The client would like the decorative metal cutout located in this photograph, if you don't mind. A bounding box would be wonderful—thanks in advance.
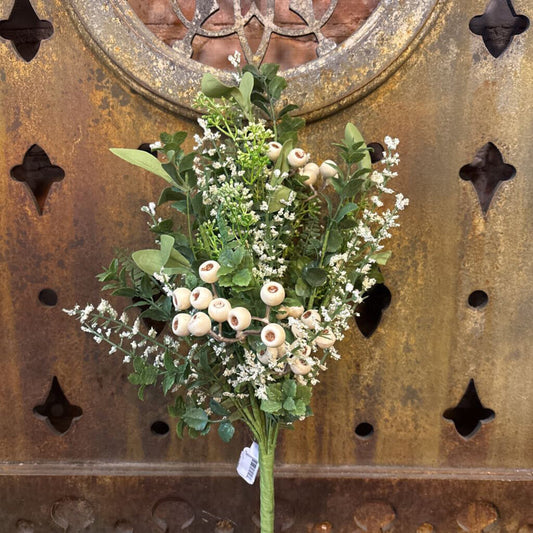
[38,288,58,307]
[33,377,83,434]
[152,497,195,532]
[170,0,338,65]
[443,380,495,439]
[353,501,396,533]
[355,422,374,440]
[459,142,515,214]
[355,283,392,338]
[368,142,385,164]
[11,144,65,215]
[0,0,53,62]
[456,501,499,533]
[150,420,170,436]
[51,497,95,533]
[469,0,529,58]
[468,290,488,309]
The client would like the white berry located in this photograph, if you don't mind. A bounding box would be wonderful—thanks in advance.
[208,298,232,322]
[300,162,320,186]
[227,307,252,331]
[287,148,309,168]
[260,282,285,307]
[320,159,338,179]
[301,309,321,329]
[261,323,286,348]
[289,358,312,375]
[315,329,336,349]
[172,287,191,311]
[198,260,220,283]
[267,141,282,161]
[187,312,212,336]
[172,313,192,336]
[190,287,213,310]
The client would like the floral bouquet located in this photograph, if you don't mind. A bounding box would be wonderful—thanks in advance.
[66,54,406,532]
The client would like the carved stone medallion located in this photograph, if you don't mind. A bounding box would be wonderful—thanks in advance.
[67,0,444,119]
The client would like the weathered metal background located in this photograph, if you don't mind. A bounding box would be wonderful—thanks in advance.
[0,0,531,530]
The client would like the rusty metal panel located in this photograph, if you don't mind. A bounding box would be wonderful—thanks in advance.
[0,0,531,529]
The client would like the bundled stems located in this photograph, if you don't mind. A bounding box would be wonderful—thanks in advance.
[257,423,279,533]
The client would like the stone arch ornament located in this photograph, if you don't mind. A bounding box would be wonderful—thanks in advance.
[66,0,445,120]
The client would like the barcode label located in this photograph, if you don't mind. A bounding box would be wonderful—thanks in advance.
[237,442,259,485]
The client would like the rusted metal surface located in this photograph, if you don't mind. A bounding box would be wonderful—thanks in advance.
[0,476,532,531]
[0,0,532,526]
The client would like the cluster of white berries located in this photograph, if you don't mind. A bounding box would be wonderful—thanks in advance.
[266,142,338,188]
[171,259,337,378]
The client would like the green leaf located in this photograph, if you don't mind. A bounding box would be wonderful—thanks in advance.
[268,185,292,212]
[261,400,282,414]
[182,407,209,431]
[344,123,371,171]
[218,421,235,442]
[128,373,142,385]
[295,277,311,297]
[326,229,343,252]
[236,71,254,112]
[266,383,283,402]
[158,187,185,205]
[335,202,359,222]
[341,179,363,199]
[293,399,306,417]
[282,379,297,398]
[372,250,392,266]
[296,385,312,404]
[232,268,252,287]
[131,249,164,275]
[283,397,296,411]
[304,267,328,287]
[201,73,234,98]
[160,234,175,264]
[110,148,174,184]
[175,419,185,439]
[162,374,175,395]
[210,399,230,417]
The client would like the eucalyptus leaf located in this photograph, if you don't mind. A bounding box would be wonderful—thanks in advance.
[304,267,328,287]
[132,249,165,275]
[218,421,235,442]
[159,234,175,264]
[182,407,209,431]
[109,148,174,183]
[335,202,359,222]
[201,73,234,98]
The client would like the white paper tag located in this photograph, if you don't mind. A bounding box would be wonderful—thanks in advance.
[236,441,259,485]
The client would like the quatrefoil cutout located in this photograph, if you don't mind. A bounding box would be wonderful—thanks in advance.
[443,379,495,439]
[33,376,83,435]
[470,0,529,58]
[0,0,53,62]
[11,144,65,215]
[459,142,515,214]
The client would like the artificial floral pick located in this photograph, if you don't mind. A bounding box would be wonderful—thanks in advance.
[66,54,407,533]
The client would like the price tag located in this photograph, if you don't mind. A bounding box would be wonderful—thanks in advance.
[236,441,259,485]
